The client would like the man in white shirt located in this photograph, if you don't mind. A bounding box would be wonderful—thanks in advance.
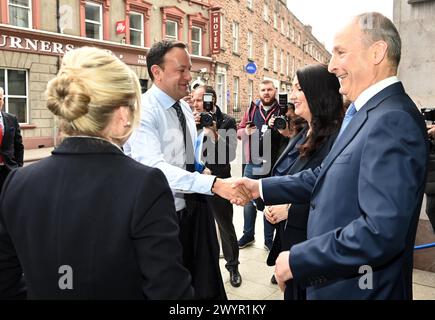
[124,40,248,299]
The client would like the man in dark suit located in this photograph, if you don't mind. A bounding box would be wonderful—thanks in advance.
[192,85,241,287]
[0,87,24,193]
[234,12,428,299]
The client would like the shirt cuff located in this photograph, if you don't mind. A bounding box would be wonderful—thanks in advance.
[259,178,264,200]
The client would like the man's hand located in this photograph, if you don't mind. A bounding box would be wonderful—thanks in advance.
[264,204,290,224]
[193,111,201,125]
[275,251,293,292]
[245,123,256,136]
[428,124,435,139]
[232,177,261,201]
[212,178,252,205]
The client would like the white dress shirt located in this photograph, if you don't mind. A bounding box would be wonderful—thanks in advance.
[124,84,215,211]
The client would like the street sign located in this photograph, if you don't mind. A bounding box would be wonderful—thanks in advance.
[245,62,257,74]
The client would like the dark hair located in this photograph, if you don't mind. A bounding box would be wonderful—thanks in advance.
[196,85,217,104]
[296,64,344,158]
[147,40,187,81]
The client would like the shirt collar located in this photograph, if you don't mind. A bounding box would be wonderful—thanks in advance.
[149,84,178,110]
[353,76,399,111]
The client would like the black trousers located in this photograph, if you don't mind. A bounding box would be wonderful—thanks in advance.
[0,166,10,194]
[426,194,435,231]
[207,194,240,272]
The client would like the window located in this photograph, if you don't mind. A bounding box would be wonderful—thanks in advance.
[280,49,284,75]
[0,69,28,123]
[286,53,290,76]
[281,18,285,34]
[248,79,254,104]
[191,26,201,55]
[263,41,268,69]
[233,76,239,111]
[165,20,177,40]
[216,73,226,112]
[273,12,277,29]
[291,56,295,76]
[263,3,268,22]
[232,22,239,54]
[8,0,32,28]
[247,31,253,59]
[273,46,277,72]
[85,2,102,40]
[247,0,253,10]
[129,12,144,46]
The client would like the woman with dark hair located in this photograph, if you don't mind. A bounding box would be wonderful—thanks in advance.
[265,63,344,300]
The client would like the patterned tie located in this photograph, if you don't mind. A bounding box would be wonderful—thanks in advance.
[172,102,195,171]
[337,102,357,139]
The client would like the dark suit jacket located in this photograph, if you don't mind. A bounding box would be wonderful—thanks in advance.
[204,106,237,178]
[267,126,338,266]
[262,82,428,299]
[1,111,24,169]
[0,137,193,299]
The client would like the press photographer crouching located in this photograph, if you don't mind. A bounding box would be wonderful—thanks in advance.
[422,107,435,232]
[192,85,242,287]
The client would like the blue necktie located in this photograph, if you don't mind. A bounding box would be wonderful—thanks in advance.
[337,102,357,139]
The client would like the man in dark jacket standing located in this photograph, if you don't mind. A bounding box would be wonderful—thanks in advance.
[0,87,24,193]
[192,85,242,287]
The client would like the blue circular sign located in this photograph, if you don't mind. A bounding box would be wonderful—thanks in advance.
[245,62,257,74]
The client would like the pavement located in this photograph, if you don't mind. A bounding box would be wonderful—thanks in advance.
[23,145,435,300]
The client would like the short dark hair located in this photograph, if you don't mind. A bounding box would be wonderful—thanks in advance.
[146,40,187,81]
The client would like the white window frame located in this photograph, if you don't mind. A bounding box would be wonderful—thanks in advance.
[216,72,227,113]
[263,40,268,69]
[191,26,202,56]
[280,49,284,75]
[0,68,29,124]
[286,53,290,77]
[165,20,178,41]
[263,3,268,22]
[247,0,253,10]
[247,31,253,59]
[273,12,278,29]
[233,76,239,111]
[8,0,32,28]
[85,1,102,40]
[273,46,277,72]
[129,11,144,46]
[232,21,239,54]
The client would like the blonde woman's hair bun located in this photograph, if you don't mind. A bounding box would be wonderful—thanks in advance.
[46,74,90,122]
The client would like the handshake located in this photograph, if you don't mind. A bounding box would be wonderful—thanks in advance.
[211,177,261,205]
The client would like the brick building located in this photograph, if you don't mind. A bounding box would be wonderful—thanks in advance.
[0,0,328,149]
[210,0,330,120]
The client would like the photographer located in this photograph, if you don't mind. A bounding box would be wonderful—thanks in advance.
[192,85,242,287]
[424,118,435,232]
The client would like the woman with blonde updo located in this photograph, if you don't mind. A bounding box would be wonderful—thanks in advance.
[0,47,193,299]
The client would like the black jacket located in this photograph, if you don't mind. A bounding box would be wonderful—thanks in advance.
[0,111,24,169]
[0,137,193,299]
[203,106,237,179]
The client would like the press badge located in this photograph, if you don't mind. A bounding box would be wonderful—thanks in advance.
[261,124,268,133]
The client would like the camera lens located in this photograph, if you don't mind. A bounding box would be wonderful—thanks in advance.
[274,116,287,130]
[200,112,214,127]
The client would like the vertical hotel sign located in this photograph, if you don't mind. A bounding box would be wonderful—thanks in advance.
[210,10,220,54]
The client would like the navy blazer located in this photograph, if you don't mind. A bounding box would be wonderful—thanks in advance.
[262,82,428,299]
[0,112,23,169]
[0,137,193,299]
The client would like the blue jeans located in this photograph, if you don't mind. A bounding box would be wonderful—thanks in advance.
[242,163,274,244]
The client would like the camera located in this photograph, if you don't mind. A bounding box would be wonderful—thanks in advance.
[199,93,215,128]
[422,107,435,123]
[274,93,289,130]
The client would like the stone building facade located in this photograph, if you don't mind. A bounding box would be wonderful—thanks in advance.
[0,0,328,149]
